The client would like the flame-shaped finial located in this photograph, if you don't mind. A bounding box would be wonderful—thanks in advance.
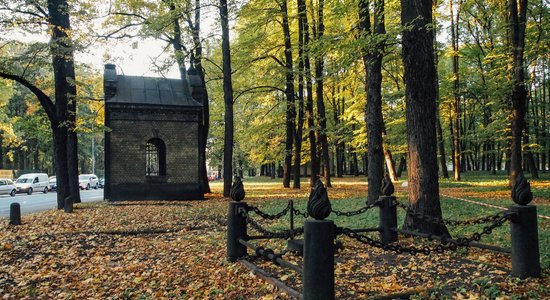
[230,176,245,202]
[512,172,533,205]
[380,174,395,196]
[307,178,331,220]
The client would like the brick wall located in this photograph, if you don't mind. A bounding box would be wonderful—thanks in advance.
[106,105,203,200]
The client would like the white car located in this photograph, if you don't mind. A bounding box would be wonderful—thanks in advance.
[79,174,99,190]
[15,173,49,195]
[0,178,17,197]
[49,176,57,191]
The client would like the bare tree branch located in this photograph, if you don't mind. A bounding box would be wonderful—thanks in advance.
[96,22,145,39]
[0,71,56,125]
[110,12,148,21]
[202,57,223,73]
[234,85,285,102]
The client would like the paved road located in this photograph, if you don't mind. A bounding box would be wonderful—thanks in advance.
[0,189,104,217]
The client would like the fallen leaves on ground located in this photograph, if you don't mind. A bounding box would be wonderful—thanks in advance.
[0,177,548,299]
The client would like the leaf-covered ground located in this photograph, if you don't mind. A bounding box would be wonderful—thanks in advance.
[0,175,549,299]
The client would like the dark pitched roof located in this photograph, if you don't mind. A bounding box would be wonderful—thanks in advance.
[107,75,202,107]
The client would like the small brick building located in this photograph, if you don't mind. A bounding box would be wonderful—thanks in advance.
[103,64,204,201]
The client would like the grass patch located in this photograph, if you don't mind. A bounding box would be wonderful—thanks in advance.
[231,172,550,270]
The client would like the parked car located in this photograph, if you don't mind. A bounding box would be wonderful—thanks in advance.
[15,173,49,195]
[98,177,105,189]
[0,178,17,197]
[79,174,99,190]
[49,176,57,191]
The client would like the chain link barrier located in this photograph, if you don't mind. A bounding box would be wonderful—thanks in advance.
[244,211,304,239]
[396,201,509,227]
[337,211,512,255]
[242,197,512,252]
[248,202,292,220]
[292,207,309,218]
[338,227,440,255]
[331,201,379,217]
[446,212,512,246]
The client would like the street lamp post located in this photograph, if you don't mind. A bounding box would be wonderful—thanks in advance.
[91,121,95,174]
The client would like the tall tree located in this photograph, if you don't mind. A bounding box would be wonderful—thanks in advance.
[189,0,211,193]
[219,0,235,196]
[509,0,529,184]
[0,0,80,211]
[165,0,212,193]
[280,0,296,189]
[434,0,448,179]
[401,0,449,236]
[294,0,307,189]
[50,0,80,209]
[313,0,331,187]
[450,0,462,181]
[303,0,317,186]
[359,0,386,204]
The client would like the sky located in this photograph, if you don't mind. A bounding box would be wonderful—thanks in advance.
[76,3,221,79]
[79,38,182,78]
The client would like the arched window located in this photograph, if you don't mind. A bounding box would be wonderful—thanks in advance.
[146,138,166,177]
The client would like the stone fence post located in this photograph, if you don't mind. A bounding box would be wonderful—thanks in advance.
[227,177,247,262]
[510,172,541,279]
[378,175,398,244]
[303,179,334,300]
[9,202,21,225]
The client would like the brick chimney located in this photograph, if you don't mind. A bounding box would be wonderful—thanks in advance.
[187,66,203,104]
[103,64,117,100]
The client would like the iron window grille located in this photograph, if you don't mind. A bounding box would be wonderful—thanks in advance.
[146,138,166,177]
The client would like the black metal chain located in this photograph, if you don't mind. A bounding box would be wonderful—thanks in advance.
[338,227,441,255]
[338,212,511,255]
[331,202,378,217]
[450,212,512,246]
[443,211,507,226]
[245,213,304,239]
[396,201,509,227]
[248,202,292,220]
[292,207,309,218]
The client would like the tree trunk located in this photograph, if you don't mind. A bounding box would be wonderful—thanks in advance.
[67,79,80,204]
[450,0,461,181]
[333,91,344,178]
[219,0,234,197]
[401,0,449,236]
[396,155,406,178]
[524,127,539,179]
[48,0,79,211]
[0,135,3,169]
[351,126,359,176]
[314,0,330,187]
[363,153,368,176]
[281,0,296,189]
[509,0,529,185]
[433,7,449,179]
[542,63,548,172]
[294,0,307,189]
[359,0,385,203]
[336,142,344,177]
[168,1,210,195]
[384,148,398,182]
[191,0,211,194]
[302,0,317,186]
[53,126,69,209]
